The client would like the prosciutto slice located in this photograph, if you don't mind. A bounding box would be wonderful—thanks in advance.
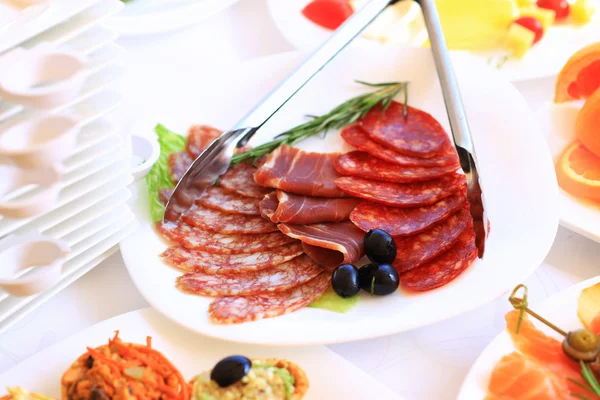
[254,146,347,197]
[264,191,360,224]
[278,221,365,266]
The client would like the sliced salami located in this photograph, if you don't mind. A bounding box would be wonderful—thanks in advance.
[393,205,471,273]
[399,224,477,291]
[176,255,323,296]
[186,125,222,158]
[335,151,459,183]
[156,222,296,253]
[208,272,331,324]
[335,174,466,208]
[219,162,272,199]
[168,151,193,184]
[259,192,278,221]
[161,242,304,274]
[158,188,174,205]
[349,194,465,235]
[341,125,458,167]
[359,102,451,158]
[182,205,278,234]
[197,186,260,216]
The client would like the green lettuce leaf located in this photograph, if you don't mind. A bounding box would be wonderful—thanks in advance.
[308,287,359,313]
[145,124,186,223]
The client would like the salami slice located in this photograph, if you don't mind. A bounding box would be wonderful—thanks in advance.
[399,224,477,291]
[349,194,465,235]
[176,255,323,296]
[208,272,331,324]
[335,151,459,183]
[393,205,471,273]
[197,186,260,216]
[161,242,304,274]
[335,174,466,208]
[341,125,458,167]
[220,162,272,199]
[182,205,278,234]
[259,192,278,221]
[156,222,296,253]
[359,102,451,158]
[168,151,193,184]
[158,188,174,205]
[186,125,222,158]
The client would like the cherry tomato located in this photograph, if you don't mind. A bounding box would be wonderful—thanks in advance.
[513,17,545,44]
[302,0,353,30]
[537,0,570,20]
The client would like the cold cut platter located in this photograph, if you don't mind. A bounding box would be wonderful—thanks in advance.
[120,46,559,345]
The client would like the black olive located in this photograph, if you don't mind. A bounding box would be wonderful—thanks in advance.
[90,385,109,400]
[332,264,360,298]
[211,355,252,387]
[358,263,400,296]
[86,355,94,369]
[364,229,396,264]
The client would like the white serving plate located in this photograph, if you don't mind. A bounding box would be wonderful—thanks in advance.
[267,0,600,82]
[459,276,600,399]
[120,46,559,345]
[0,307,403,399]
[0,0,121,54]
[19,0,122,52]
[105,0,240,36]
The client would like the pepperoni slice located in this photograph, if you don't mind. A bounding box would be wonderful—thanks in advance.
[197,186,260,216]
[208,272,331,324]
[393,205,471,273]
[156,222,296,253]
[176,255,323,296]
[399,224,477,291]
[186,125,222,158]
[341,125,459,167]
[182,205,277,234]
[349,194,465,235]
[168,152,192,184]
[220,162,272,199]
[161,242,304,274]
[335,174,466,208]
[359,102,451,158]
[335,151,458,183]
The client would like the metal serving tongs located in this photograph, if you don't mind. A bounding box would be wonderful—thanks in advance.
[164,0,487,258]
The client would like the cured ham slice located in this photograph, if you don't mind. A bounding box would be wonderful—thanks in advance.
[259,192,278,220]
[341,125,458,167]
[182,205,278,234]
[302,243,343,269]
[197,186,260,216]
[220,162,272,199]
[349,194,465,235]
[168,152,192,184]
[185,125,222,158]
[262,191,360,224]
[254,146,347,197]
[335,151,458,183]
[176,255,323,296]
[335,174,466,207]
[156,222,296,254]
[278,221,365,265]
[208,272,331,324]
[161,242,303,274]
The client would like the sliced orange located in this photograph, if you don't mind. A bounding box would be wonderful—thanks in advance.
[556,140,600,200]
[554,42,600,103]
[576,87,600,157]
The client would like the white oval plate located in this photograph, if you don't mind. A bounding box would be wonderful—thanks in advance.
[458,276,600,399]
[105,0,240,36]
[267,0,600,82]
[0,308,403,399]
[120,45,559,345]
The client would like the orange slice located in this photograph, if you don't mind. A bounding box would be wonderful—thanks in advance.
[555,42,600,103]
[576,87,600,157]
[556,140,600,200]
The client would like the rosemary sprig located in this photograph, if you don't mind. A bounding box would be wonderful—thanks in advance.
[230,80,408,165]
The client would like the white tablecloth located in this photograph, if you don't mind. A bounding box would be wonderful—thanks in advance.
[1,1,599,399]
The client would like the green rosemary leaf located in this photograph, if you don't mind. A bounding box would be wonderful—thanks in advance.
[571,392,594,400]
[568,378,596,395]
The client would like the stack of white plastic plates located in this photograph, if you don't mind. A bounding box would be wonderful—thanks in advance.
[0,0,136,333]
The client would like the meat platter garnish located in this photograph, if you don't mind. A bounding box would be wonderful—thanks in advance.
[146,80,484,324]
